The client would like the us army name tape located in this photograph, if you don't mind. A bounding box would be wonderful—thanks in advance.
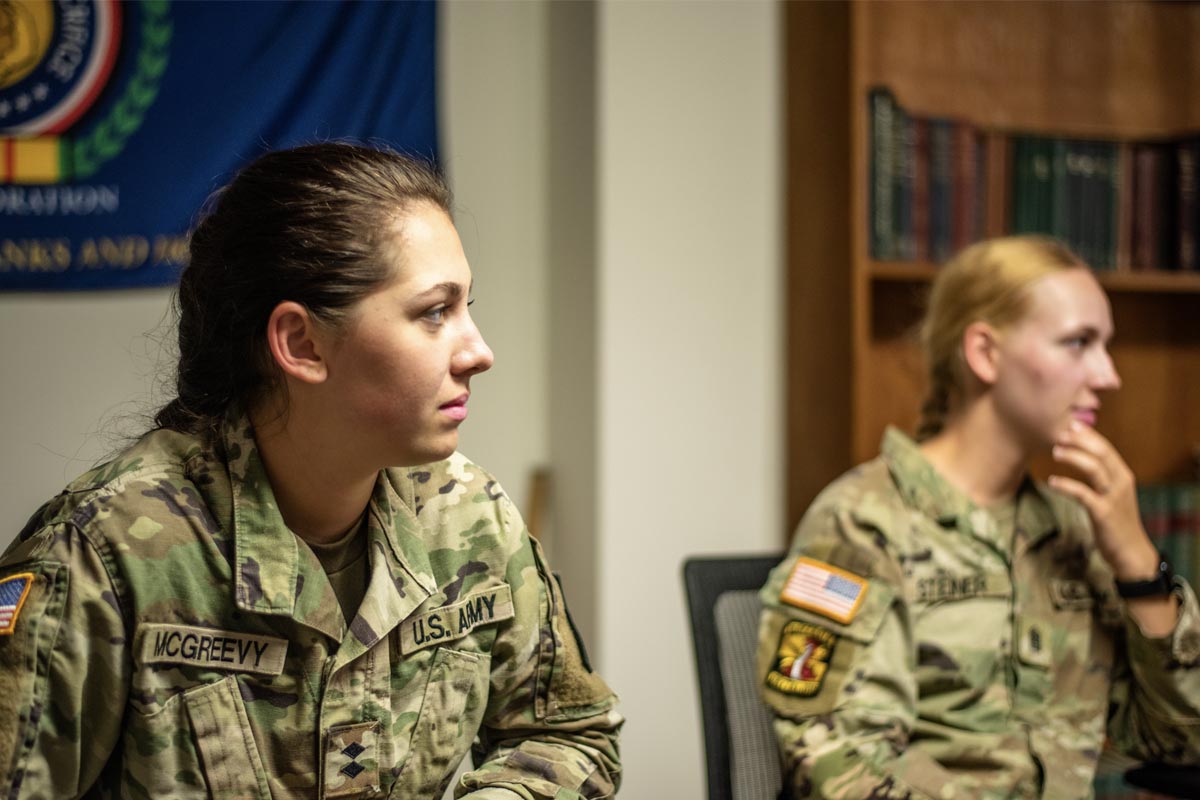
[138,623,288,675]
[402,584,514,654]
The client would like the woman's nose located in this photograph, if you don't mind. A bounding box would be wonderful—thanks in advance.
[453,321,494,377]
[1091,348,1121,391]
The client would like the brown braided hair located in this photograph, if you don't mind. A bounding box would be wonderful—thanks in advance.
[155,142,451,443]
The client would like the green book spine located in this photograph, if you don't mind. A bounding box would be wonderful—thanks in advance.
[896,110,916,261]
[1032,137,1054,234]
[1050,138,1070,244]
[1101,141,1119,270]
[869,89,896,260]
[1012,136,1035,234]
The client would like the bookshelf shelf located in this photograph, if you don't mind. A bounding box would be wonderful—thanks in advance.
[867,262,935,283]
[786,0,1200,533]
[868,260,1200,294]
[1097,271,1200,295]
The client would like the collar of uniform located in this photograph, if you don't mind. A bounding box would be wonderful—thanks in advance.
[331,477,439,667]
[882,427,1060,547]
[223,408,344,640]
[1018,479,1064,547]
[881,426,972,527]
[366,470,438,598]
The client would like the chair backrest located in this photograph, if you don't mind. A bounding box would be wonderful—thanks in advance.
[683,554,785,800]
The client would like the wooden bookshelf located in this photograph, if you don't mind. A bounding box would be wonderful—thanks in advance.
[786,0,1200,531]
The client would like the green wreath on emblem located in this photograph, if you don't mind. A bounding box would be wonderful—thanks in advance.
[71,1,172,179]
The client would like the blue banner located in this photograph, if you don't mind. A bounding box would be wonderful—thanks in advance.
[0,0,438,290]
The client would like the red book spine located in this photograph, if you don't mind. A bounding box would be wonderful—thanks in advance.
[952,122,980,251]
[1131,144,1164,270]
[911,118,930,263]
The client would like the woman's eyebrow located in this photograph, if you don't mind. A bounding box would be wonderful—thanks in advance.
[410,282,465,302]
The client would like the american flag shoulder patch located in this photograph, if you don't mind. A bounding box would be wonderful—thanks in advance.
[0,573,35,636]
[779,557,868,624]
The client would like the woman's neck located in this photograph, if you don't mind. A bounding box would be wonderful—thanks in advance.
[918,403,1029,508]
[249,403,377,546]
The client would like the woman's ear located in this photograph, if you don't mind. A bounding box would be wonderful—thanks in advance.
[962,320,1001,386]
[265,301,328,384]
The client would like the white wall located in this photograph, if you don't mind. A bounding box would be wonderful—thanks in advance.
[440,0,548,522]
[596,2,783,796]
[0,290,173,536]
[0,3,784,796]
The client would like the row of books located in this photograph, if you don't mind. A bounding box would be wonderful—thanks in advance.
[868,89,988,264]
[1011,136,1120,270]
[868,88,1200,272]
[1138,483,1200,593]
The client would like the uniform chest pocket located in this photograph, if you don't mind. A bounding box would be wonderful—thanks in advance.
[1035,579,1115,684]
[907,590,1014,735]
[391,646,490,799]
[1014,577,1115,721]
[1049,578,1095,611]
[126,675,271,799]
[912,580,1011,704]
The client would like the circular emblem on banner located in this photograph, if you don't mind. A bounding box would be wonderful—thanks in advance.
[0,0,123,135]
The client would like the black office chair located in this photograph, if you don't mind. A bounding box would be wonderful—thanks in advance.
[683,554,785,800]
[1124,763,1200,799]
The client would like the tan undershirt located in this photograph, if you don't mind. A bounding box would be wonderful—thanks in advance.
[307,518,369,625]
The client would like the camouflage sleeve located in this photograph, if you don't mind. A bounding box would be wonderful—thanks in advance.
[757,506,999,800]
[1106,577,1200,762]
[0,522,130,798]
[457,522,622,799]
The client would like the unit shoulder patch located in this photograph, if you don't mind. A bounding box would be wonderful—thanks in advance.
[780,557,868,624]
[766,619,838,697]
[0,573,34,635]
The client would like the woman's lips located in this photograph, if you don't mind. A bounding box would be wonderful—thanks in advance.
[1071,407,1097,427]
[440,394,469,421]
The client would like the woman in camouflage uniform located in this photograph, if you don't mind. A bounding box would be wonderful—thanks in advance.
[0,143,622,799]
[758,236,1200,798]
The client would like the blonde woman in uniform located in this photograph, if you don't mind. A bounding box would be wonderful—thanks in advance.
[757,236,1200,799]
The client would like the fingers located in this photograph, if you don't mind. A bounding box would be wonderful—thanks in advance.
[1050,420,1152,560]
[1051,442,1108,491]
[1053,420,1132,496]
[1056,420,1114,464]
[1046,473,1101,512]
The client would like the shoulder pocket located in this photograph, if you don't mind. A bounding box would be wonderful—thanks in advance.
[757,569,896,718]
[0,563,67,791]
[530,539,616,723]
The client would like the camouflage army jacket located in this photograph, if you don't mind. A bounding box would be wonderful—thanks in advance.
[0,412,621,799]
[758,427,1200,800]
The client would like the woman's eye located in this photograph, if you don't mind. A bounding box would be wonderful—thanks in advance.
[1065,335,1090,350]
[423,306,447,324]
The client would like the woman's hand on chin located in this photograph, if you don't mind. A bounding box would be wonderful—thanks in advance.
[1047,420,1157,579]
